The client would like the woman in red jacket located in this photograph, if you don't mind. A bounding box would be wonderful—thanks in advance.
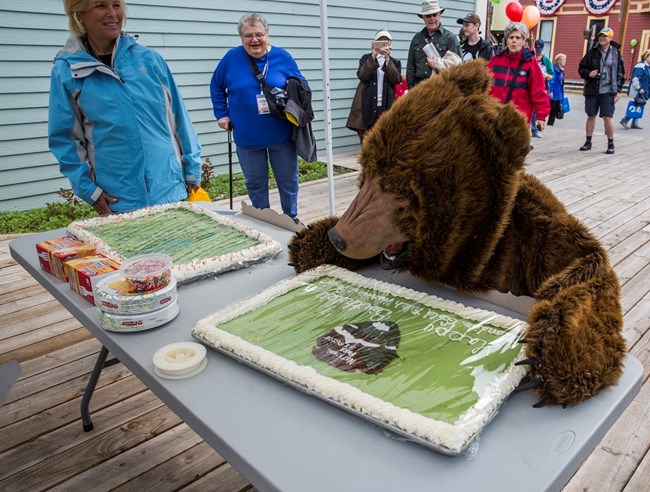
[487,22,549,135]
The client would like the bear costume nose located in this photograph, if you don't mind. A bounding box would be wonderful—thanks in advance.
[328,228,347,252]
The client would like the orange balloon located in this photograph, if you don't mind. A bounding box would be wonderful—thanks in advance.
[522,6,541,30]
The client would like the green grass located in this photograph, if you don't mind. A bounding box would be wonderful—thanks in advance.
[0,160,353,234]
[0,202,98,235]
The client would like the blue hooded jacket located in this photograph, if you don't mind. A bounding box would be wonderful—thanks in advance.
[48,34,202,212]
[548,64,565,102]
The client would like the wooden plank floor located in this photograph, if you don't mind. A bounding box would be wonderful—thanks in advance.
[1,93,649,490]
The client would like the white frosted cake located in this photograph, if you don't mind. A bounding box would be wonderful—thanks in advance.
[68,202,282,284]
[192,265,527,455]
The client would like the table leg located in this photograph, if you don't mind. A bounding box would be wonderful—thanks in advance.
[80,345,109,432]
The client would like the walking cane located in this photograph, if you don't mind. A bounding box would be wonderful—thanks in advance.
[227,122,234,210]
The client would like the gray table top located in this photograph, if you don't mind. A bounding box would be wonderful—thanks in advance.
[9,208,642,492]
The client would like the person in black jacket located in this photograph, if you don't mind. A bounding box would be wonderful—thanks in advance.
[346,29,402,143]
[457,13,494,62]
[284,77,317,163]
[577,27,625,155]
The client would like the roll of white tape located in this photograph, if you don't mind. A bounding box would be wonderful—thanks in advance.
[153,342,207,380]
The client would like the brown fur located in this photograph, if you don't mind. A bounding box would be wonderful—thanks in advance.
[288,60,626,405]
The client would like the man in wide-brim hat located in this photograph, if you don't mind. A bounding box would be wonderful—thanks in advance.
[407,1,462,88]
[417,0,444,16]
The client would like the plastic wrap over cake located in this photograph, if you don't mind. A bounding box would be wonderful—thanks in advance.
[67,202,283,284]
[192,265,527,455]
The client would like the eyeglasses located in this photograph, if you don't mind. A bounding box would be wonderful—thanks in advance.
[241,32,267,40]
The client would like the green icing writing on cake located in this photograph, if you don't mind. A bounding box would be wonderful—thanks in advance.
[84,208,261,262]
[215,275,524,424]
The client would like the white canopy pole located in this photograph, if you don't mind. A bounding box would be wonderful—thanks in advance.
[319,0,336,215]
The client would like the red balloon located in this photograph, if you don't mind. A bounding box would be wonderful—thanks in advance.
[505,2,524,22]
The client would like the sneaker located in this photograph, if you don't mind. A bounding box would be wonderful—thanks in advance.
[619,119,629,129]
[606,144,615,155]
[531,129,542,138]
[579,142,592,151]
[631,125,643,130]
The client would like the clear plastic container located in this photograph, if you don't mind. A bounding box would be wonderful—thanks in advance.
[120,253,173,293]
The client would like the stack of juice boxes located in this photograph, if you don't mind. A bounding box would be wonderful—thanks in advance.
[35,235,120,303]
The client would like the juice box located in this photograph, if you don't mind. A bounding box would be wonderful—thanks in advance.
[65,255,121,304]
[51,244,96,282]
[35,236,87,275]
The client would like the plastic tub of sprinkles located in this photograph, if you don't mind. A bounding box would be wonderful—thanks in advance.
[121,253,172,293]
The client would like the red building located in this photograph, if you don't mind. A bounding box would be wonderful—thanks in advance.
[500,0,650,82]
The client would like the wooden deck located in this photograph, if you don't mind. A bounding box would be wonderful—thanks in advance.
[1,97,649,490]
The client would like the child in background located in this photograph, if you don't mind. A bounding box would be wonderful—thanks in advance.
[547,53,566,126]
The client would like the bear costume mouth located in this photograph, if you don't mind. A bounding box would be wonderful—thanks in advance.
[380,241,409,270]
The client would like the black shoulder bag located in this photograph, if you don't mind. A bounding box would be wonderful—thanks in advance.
[505,58,526,104]
[247,55,287,119]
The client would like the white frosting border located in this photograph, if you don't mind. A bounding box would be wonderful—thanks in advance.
[192,265,527,454]
[67,202,283,283]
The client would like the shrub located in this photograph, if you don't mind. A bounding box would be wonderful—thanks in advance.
[0,159,353,234]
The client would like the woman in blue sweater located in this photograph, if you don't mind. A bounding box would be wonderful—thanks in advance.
[210,13,306,221]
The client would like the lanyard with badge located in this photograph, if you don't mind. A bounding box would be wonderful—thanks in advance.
[254,53,270,115]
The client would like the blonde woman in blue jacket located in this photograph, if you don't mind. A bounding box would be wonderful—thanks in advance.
[48,0,202,214]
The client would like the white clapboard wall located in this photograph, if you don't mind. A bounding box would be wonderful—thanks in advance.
[0,0,473,211]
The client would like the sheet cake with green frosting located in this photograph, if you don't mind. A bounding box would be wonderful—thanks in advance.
[68,202,283,283]
[192,264,527,455]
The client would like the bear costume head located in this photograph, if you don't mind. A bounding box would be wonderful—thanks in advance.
[329,61,531,291]
[289,60,626,406]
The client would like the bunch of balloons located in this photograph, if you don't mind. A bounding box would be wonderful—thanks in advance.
[504,1,541,30]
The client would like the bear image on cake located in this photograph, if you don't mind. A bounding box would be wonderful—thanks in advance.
[313,320,400,374]
[288,60,626,407]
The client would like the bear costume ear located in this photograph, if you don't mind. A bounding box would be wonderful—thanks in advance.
[490,98,532,171]
[440,59,492,97]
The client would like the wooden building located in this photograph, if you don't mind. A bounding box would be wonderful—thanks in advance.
[514,0,650,82]
[0,0,478,212]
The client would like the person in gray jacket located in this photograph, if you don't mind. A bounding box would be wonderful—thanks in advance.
[406,0,462,89]
[577,27,625,155]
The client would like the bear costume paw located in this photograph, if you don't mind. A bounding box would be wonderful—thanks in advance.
[516,267,626,406]
[288,216,373,273]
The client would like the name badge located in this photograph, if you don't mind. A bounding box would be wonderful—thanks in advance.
[256,93,270,115]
